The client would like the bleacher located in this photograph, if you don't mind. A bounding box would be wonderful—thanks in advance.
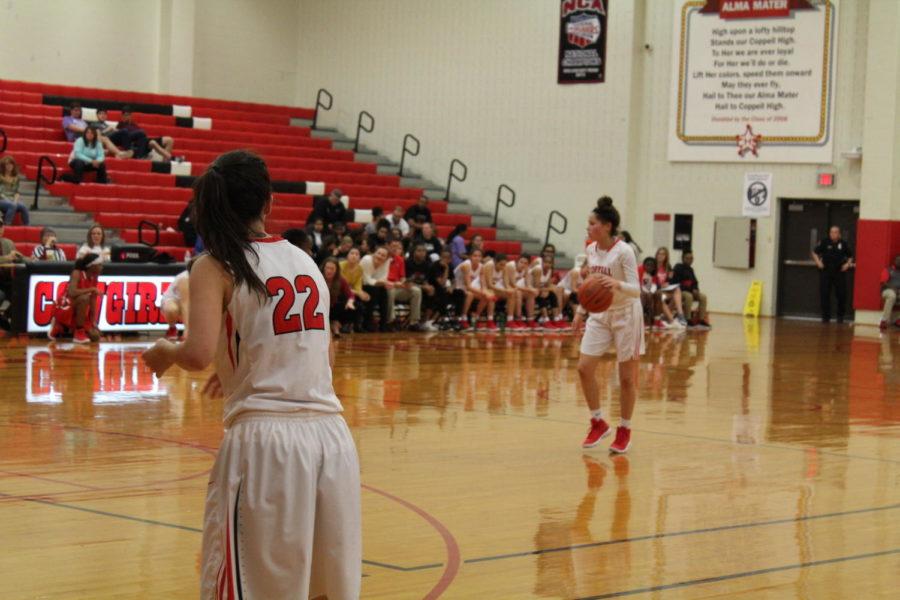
[0,79,522,259]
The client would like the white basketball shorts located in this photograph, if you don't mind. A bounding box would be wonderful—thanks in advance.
[202,411,361,600]
[580,302,645,362]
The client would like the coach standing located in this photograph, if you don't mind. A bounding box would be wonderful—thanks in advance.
[812,225,853,323]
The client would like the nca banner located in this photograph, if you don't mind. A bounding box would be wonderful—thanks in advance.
[558,0,609,84]
[27,274,178,333]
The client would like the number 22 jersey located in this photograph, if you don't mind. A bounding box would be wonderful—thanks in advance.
[215,237,342,425]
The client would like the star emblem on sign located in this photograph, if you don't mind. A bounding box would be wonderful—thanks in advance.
[736,124,762,157]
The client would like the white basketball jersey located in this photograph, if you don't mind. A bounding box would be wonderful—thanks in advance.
[584,239,641,312]
[454,259,481,290]
[216,238,342,425]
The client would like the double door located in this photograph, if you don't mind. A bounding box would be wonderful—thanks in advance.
[777,200,858,319]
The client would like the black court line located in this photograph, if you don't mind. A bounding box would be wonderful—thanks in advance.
[575,547,900,599]
[0,491,424,573]
[463,501,900,565]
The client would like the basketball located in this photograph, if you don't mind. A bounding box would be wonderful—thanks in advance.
[578,276,613,313]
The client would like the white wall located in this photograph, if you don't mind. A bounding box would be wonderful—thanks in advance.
[192,0,299,104]
[0,0,163,93]
[295,0,638,255]
[0,0,300,105]
[630,0,870,316]
[295,0,875,316]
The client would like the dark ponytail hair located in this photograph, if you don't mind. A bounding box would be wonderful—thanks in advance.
[446,223,467,245]
[592,195,620,236]
[193,150,271,299]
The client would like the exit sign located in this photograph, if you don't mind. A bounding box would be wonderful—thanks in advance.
[817,172,836,187]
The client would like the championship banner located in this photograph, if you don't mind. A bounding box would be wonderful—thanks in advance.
[27,274,178,333]
[668,0,839,163]
[558,0,609,84]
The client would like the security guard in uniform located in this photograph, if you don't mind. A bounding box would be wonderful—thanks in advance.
[812,225,853,323]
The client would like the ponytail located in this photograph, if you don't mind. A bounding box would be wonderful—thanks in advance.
[193,150,271,299]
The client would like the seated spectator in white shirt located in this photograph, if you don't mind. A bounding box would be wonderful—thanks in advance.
[76,224,111,262]
[364,207,384,236]
[360,246,392,332]
[32,227,67,261]
[388,205,410,237]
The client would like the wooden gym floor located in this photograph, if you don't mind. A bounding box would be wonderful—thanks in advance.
[0,316,898,599]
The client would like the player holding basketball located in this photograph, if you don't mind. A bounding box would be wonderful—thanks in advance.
[578,196,644,453]
[141,151,360,599]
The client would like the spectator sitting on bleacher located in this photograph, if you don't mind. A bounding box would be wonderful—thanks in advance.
[405,194,433,225]
[0,222,25,325]
[76,224,111,262]
[655,246,688,327]
[90,109,133,159]
[364,206,384,236]
[388,205,410,237]
[360,245,392,332]
[880,254,900,330]
[321,257,357,337]
[390,227,406,251]
[331,220,348,240]
[0,156,30,225]
[67,128,108,184]
[306,189,348,229]
[283,228,314,257]
[306,217,326,255]
[32,227,67,261]
[406,243,436,331]
[177,200,197,248]
[334,236,354,260]
[62,101,87,142]
[467,234,484,255]
[413,222,442,261]
[426,248,453,327]
[673,250,710,329]
[113,107,177,161]
[368,220,390,252]
[447,223,468,269]
[386,239,423,331]
[316,235,338,264]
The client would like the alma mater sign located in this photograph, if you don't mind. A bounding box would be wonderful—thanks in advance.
[701,0,814,20]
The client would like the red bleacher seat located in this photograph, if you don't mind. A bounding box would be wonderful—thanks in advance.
[2,226,44,243]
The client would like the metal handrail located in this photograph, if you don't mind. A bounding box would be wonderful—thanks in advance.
[0,128,7,153]
[31,155,58,210]
[312,88,333,129]
[398,133,420,177]
[544,210,568,246]
[138,220,160,246]
[444,158,468,202]
[492,184,516,228]
[353,110,375,152]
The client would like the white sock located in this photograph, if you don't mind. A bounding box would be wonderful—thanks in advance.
[590,409,604,421]
[620,418,631,429]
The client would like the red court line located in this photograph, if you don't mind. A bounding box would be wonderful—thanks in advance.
[363,484,460,599]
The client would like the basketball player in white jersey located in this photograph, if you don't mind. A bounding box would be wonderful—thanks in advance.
[142,151,360,599]
[482,252,522,330]
[514,255,539,328]
[578,196,644,453]
[454,248,494,330]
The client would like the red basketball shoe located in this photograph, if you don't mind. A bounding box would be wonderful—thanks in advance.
[609,426,632,454]
[165,325,179,341]
[73,328,90,344]
[582,418,611,448]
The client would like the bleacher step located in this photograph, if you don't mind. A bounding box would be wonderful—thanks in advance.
[290,118,314,128]
[27,209,92,227]
[353,152,397,166]
[311,129,354,144]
